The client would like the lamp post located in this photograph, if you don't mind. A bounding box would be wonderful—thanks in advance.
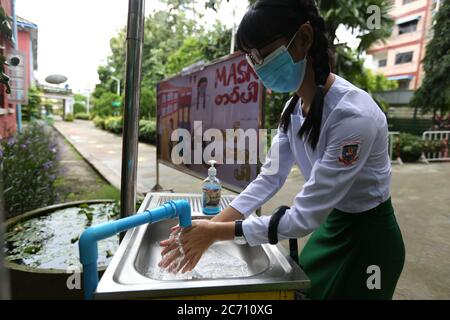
[82,88,91,114]
[111,76,121,96]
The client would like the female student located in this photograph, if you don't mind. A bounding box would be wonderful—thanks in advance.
[159,0,405,299]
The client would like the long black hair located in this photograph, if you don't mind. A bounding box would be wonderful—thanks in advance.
[236,0,331,150]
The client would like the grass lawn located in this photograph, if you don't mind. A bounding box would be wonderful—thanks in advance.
[52,126,121,203]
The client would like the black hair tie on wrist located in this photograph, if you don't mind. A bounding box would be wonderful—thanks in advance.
[268,205,291,244]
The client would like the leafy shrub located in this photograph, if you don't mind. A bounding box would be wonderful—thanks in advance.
[44,115,55,125]
[22,87,42,121]
[104,116,123,134]
[395,133,424,162]
[0,122,60,218]
[93,116,106,130]
[73,102,86,114]
[64,113,74,122]
[138,119,156,144]
[91,91,121,117]
[92,116,156,144]
[422,139,444,155]
[75,113,90,120]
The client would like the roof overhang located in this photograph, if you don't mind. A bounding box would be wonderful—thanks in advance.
[396,15,421,25]
[387,75,414,81]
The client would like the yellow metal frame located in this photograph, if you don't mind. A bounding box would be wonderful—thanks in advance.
[159,290,295,300]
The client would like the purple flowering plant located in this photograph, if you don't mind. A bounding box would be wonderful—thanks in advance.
[0,122,61,218]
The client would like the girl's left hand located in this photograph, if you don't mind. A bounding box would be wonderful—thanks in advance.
[158,220,216,273]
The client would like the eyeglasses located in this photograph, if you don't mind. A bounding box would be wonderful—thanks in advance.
[245,30,300,68]
[246,48,265,66]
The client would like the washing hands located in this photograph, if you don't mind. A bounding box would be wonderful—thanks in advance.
[159,220,217,274]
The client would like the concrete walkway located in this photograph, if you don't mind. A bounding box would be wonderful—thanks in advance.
[53,118,210,196]
[53,118,450,299]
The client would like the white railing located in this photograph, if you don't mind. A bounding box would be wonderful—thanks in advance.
[422,131,450,162]
[388,131,403,164]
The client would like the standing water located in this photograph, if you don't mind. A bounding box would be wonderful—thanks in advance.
[146,229,250,280]
[147,243,251,280]
[5,203,119,269]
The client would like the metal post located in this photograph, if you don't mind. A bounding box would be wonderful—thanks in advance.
[120,0,145,221]
[82,88,91,115]
[11,0,22,132]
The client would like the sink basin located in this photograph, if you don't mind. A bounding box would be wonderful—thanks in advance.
[135,218,271,280]
[95,193,310,299]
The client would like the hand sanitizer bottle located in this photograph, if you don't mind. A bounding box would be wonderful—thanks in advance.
[202,160,221,215]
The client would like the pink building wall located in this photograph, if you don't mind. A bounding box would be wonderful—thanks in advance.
[368,0,436,90]
[18,30,31,89]
[0,0,17,138]
[0,0,36,138]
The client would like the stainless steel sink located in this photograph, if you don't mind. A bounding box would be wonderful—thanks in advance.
[135,218,271,279]
[95,193,310,299]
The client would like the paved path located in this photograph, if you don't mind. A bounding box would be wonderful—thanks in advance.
[53,118,450,299]
[53,118,212,197]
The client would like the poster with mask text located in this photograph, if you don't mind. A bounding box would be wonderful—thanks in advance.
[156,52,265,192]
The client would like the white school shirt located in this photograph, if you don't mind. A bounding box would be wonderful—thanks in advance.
[229,75,392,246]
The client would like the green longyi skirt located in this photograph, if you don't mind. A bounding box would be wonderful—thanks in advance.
[299,197,405,300]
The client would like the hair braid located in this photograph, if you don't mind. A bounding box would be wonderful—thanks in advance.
[297,0,331,150]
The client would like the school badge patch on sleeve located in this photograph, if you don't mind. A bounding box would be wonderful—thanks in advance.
[338,141,361,165]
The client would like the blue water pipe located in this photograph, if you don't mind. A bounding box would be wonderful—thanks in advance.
[78,200,191,300]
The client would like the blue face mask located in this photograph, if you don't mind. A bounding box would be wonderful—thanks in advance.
[249,33,307,93]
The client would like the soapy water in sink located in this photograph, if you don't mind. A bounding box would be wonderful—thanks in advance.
[146,229,251,280]
[146,244,251,280]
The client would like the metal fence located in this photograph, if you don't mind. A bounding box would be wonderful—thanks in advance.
[388,131,402,164]
[422,131,450,162]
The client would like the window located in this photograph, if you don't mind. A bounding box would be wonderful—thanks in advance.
[0,87,5,115]
[402,0,416,4]
[378,59,387,67]
[398,79,411,90]
[398,19,418,34]
[395,52,413,64]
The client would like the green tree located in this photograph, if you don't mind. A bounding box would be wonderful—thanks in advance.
[22,87,42,121]
[410,1,450,116]
[235,0,395,127]
[91,91,121,117]
[0,5,13,94]
[355,67,398,112]
[73,102,86,114]
[209,0,394,79]
[165,22,232,76]
[166,37,205,76]
[200,21,232,61]
[139,87,156,119]
[93,6,231,120]
[74,93,87,103]
[73,93,87,114]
